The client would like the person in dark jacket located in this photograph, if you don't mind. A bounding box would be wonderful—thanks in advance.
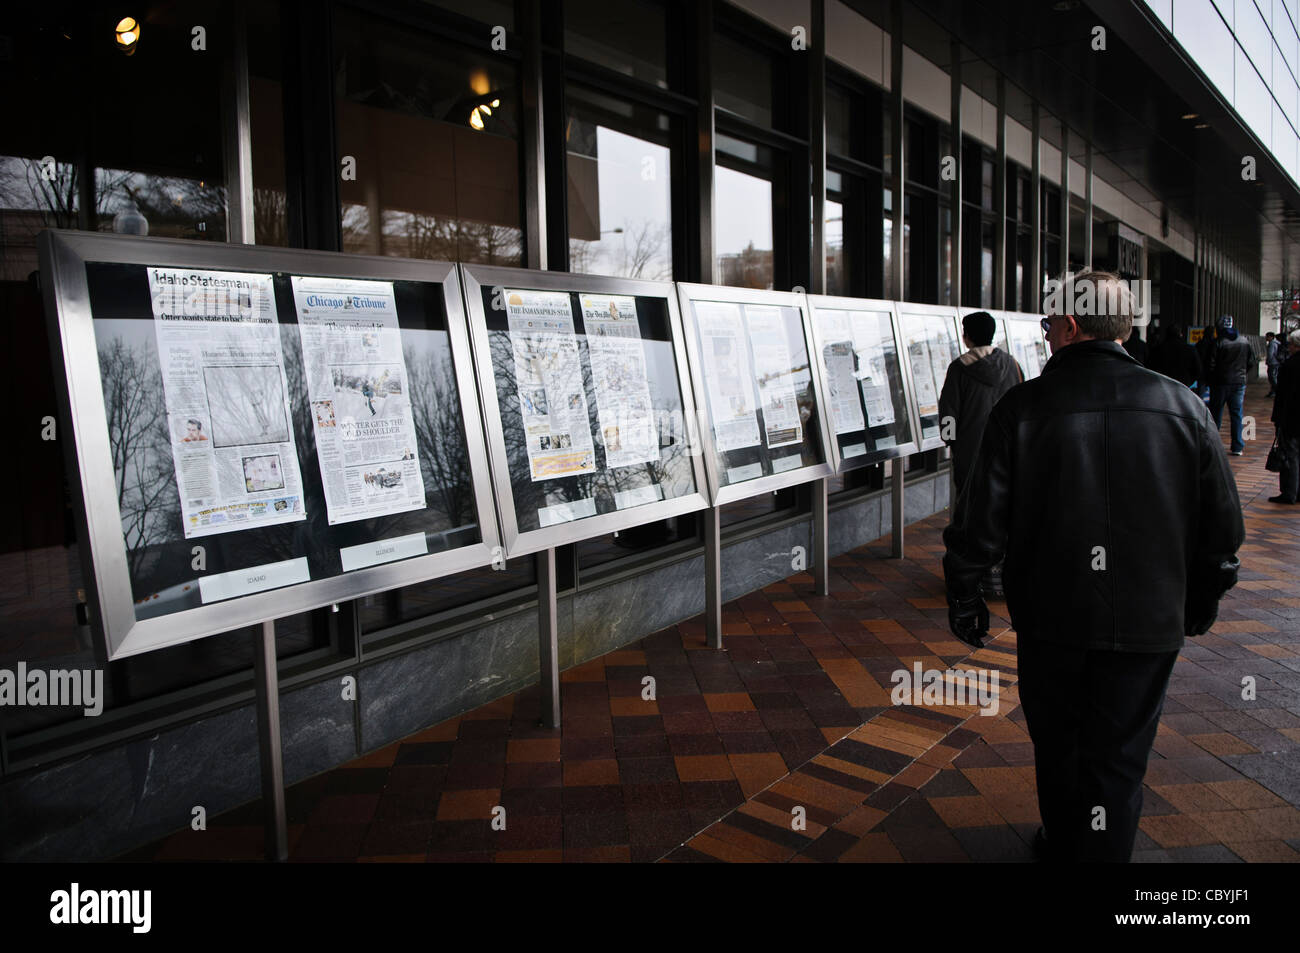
[1154,323,1201,387]
[1147,323,1202,387]
[1207,314,1252,455]
[938,311,1024,496]
[942,270,1244,863]
[1122,327,1148,365]
[1194,324,1217,399]
[1265,331,1281,397]
[1269,330,1300,503]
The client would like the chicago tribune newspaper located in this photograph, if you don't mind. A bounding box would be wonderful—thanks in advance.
[291,276,427,525]
[148,266,307,539]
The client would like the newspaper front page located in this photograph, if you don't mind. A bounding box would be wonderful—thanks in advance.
[579,294,659,470]
[505,290,597,482]
[745,305,804,449]
[694,301,762,453]
[816,309,867,435]
[148,266,306,539]
[291,276,427,525]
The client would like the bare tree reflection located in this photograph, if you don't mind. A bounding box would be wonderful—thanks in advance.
[407,345,472,524]
[99,337,177,581]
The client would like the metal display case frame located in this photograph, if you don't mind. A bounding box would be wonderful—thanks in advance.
[895,301,963,452]
[458,263,712,560]
[674,282,836,507]
[806,294,922,472]
[38,230,503,661]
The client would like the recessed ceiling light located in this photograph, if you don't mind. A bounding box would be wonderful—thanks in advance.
[1182,112,1198,120]
[1194,122,1209,129]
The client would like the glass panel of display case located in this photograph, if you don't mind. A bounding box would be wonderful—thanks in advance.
[460,265,709,556]
[807,296,918,469]
[38,231,499,659]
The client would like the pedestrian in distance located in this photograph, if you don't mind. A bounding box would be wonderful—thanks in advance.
[1207,315,1252,456]
[1269,329,1300,504]
[942,269,1245,863]
[1266,330,1281,397]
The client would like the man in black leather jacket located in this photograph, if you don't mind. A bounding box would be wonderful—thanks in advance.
[942,270,1245,863]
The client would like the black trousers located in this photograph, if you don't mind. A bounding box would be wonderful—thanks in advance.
[1278,431,1300,501]
[1016,636,1179,862]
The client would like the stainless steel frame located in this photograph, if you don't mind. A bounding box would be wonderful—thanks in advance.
[895,302,962,452]
[38,230,503,660]
[806,294,922,472]
[458,264,711,559]
[674,283,837,506]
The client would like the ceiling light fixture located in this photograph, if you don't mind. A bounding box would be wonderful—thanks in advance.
[115,16,140,55]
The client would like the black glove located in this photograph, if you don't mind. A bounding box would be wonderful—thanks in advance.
[1185,555,1241,637]
[948,594,990,649]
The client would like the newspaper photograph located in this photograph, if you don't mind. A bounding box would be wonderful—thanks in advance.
[579,294,659,470]
[291,276,426,525]
[926,319,955,406]
[148,266,306,539]
[693,301,761,453]
[505,290,597,482]
[745,305,803,449]
[816,309,866,435]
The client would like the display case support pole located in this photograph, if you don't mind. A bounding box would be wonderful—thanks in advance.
[812,478,829,596]
[704,506,722,649]
[253,619,288,862]
[890,460,905,559]
[538,547,561,728]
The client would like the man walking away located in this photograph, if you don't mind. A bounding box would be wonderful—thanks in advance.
[1270,330,1300,504]
[938,311,1024,497]
[938,311,1023,597]
[941,270,1244,863]
[1266,331,1281,397]
[1207,315,1252,456]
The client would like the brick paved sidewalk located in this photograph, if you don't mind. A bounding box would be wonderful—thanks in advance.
[128,381,1300,862]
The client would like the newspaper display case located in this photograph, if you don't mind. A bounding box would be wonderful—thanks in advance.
[896,303,962,451]
[675,283,835,506]
[1003,311,1052,380]
[38,231,501,660]
[806,294,920,470]
[459,264,710,559]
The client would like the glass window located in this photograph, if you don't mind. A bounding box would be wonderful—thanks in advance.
[249,4,288,246]
[566,85,674,280]
[564,0,668,88]
[826,197,845,296]
[883,187,894,299]
[715,142,774,289]
[714,33,774,128]
[422,0,515,30]
[334,6,523,264]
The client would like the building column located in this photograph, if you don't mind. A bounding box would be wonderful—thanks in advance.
[994,74,1006,309]
[950,38,963,307]
[1029,102,1042,311]
[890,0,905,299]
[810,0,827,295]
[1083,141,1093,270]
[1059,123,1070,286]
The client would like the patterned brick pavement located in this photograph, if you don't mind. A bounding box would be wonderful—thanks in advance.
[127,381,1300,862]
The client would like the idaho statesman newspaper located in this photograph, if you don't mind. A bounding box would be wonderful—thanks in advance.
[148,267,307,539]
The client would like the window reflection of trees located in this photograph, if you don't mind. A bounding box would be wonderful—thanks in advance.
[99,336,177,584]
